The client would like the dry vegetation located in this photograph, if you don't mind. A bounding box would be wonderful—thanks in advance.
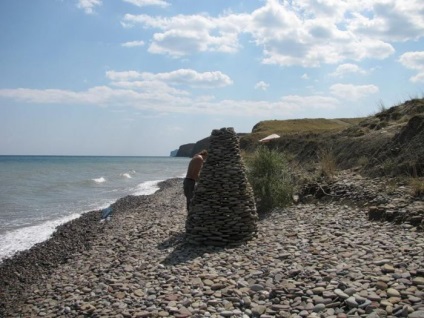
[240,97,424,179]
[240,118,363,148]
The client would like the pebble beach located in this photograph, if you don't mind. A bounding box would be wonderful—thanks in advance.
[1,175,423,318]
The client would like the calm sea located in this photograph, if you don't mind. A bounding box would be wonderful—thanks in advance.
[0,155,190,262]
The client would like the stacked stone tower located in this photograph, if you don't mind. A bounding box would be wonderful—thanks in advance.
[185,127,258,246]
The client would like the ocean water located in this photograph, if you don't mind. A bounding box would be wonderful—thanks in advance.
[0,156,190,262]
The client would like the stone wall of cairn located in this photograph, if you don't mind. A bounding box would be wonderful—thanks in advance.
[185,127,258,246]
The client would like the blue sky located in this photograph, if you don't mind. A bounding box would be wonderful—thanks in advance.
[0,0,423,156]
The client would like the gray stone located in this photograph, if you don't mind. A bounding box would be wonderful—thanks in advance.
[387,288,400,297]
[313,303,326,313]
[334,289,349,299]
[346,297,359,308]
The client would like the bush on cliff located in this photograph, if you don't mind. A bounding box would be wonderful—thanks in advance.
[246,146,294,215]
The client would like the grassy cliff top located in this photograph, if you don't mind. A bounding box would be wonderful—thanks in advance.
[240,117,363,147]
[240,97,424,177]
[242,98,424,144]
[251,118,363,136]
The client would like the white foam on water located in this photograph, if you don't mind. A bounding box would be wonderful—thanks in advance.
[0,213,81,262]
[133,180,162,195]
[0,156,189,263]
[92,177,106,183]
[0,179,165,262]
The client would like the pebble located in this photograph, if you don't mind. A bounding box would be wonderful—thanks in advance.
[345,297,359,308]
[313,303,326,312]
[387,288,401,297]
[410,311,424,318]
[334,289,349,299]
[1,174,424,317]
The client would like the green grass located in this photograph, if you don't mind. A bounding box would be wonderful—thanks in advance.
[245,146,294,215]
[246,118,364,141]
[318,147,337,179]
[410,178,424,197]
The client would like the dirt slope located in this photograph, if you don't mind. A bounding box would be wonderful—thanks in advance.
[240,98,424,177]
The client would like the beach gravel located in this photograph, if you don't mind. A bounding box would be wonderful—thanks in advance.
[0,176,423,317]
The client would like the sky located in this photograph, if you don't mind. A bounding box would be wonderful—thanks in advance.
[0,0,423,156]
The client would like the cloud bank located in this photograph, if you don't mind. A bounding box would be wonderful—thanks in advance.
[121,0,424,67]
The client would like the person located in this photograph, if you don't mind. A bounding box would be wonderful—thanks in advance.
[183,150,208,211]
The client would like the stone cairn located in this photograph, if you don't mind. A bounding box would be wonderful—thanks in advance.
[185,127,258,246]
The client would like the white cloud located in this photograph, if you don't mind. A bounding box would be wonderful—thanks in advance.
[120,0,424,66]
[411,73,424,83]
[248,0,395,67]
[0,87,118,105]
[122,0,170,8]
[106,69,233,88]
[105,70,141,81]
[255,81,269,91]
[347,0,424,42]
[280,95,339,110]
[330,63,367,77]
[0,88,340,118]
[77,0,102,14]
[301,74,309,80]
[330,83,379,100]
[110,80,190,97]
[122,13,247,57]
[399,51,424,83]
[121,40,145,48]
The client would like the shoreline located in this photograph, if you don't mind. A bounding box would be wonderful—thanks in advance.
[0,177,173,263]
[0,177,184,316]
[0,178,167,263]
[1,174,423,317]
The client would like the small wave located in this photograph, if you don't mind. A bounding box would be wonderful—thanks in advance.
[133,180,162,195]
[121,173,132,179]
[0,213,81,262]
[92,177,106,183]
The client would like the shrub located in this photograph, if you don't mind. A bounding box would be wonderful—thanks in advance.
[318,147,337,179]
[410,178,424,197]
[245,146,294,215]
[377,99,387,114]
[357,156,369,167]
[382,158,397,176]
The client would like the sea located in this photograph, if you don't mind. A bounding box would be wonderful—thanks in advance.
[0,155,190,263]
